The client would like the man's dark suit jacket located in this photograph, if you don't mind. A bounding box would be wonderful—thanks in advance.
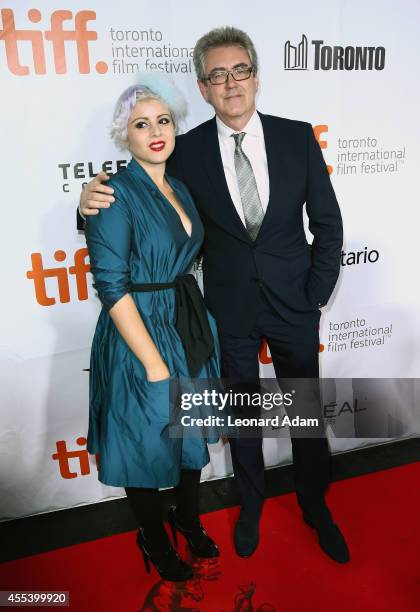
[78,112,343,337]
[167,112,342,335]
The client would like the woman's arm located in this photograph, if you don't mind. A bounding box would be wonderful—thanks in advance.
[86,187,169,382]
[109,294,169,381]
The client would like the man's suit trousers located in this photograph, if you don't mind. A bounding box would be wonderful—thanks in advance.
[219,294,331,519]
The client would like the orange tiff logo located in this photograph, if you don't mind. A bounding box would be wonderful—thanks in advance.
[26,247,90,306]
[313,125,333,174]
[259,338,272,365]
[259,337,324,364]
[0,8,108,75]
[52,437,99,479]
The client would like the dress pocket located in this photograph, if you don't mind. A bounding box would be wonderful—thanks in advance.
[144,375,175,385]
[111,370,180,443]
[129,368,179,427]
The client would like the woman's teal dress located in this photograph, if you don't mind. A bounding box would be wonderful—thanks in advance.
[85,158,220,488]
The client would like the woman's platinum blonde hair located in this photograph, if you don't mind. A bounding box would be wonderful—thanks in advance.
[193,26,259,82]
[110,72,188,150]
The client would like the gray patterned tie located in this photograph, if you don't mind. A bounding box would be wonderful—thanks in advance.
[232,132,265,240]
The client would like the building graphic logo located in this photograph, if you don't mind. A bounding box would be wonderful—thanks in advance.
[284,34,385,71]
[284,34,308,70]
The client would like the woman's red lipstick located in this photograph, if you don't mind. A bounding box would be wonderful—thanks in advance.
[149,141,165,152]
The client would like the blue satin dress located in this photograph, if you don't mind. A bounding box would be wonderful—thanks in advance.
[85,158,220,488]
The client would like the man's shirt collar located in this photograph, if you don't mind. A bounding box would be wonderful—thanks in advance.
[216,110,262,140]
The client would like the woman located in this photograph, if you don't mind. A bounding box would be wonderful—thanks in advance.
[85,74,220,582]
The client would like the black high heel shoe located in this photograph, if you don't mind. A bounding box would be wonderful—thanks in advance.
[167,506,219,558]
[136,528,193,581]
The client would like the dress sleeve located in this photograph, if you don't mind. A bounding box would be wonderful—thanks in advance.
[85,186,132,311]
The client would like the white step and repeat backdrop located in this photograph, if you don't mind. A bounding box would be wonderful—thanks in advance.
[1,0,419,520]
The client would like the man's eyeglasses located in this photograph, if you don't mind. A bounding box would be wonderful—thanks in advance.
[204,65,255,85]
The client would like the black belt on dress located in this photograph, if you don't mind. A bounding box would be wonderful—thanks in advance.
[130,274,214,377]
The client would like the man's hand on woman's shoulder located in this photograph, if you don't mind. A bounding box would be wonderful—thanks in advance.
[79,171,115,217]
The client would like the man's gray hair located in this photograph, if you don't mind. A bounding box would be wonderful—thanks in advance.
[193,26,259,82]
[110,72,188,150]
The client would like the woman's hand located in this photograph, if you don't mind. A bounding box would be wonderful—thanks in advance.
[146,361,171,382]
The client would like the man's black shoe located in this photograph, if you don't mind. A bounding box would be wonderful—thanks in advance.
[303,515,350,563]
[234,512,260,558]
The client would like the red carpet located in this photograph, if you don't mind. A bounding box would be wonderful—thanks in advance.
[1,463,420,611]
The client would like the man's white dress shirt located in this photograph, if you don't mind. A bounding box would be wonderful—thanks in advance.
[216,111,270,226]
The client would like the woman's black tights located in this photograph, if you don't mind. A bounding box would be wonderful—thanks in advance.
[125,469,201,553]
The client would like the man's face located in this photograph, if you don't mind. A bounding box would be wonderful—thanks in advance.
[197,45,259,126]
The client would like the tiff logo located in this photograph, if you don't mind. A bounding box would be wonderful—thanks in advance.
[259,338,272,364]
[26,247,90,306]
[0,8,108,75]
[261,336,324,361]
[313,124,333,175]
[284,34,308,70]
[52,437,99,479]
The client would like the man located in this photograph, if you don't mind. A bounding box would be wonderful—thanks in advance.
[79,26,349,563]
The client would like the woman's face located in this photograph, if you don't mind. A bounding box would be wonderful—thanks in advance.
[126,97,175,167]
